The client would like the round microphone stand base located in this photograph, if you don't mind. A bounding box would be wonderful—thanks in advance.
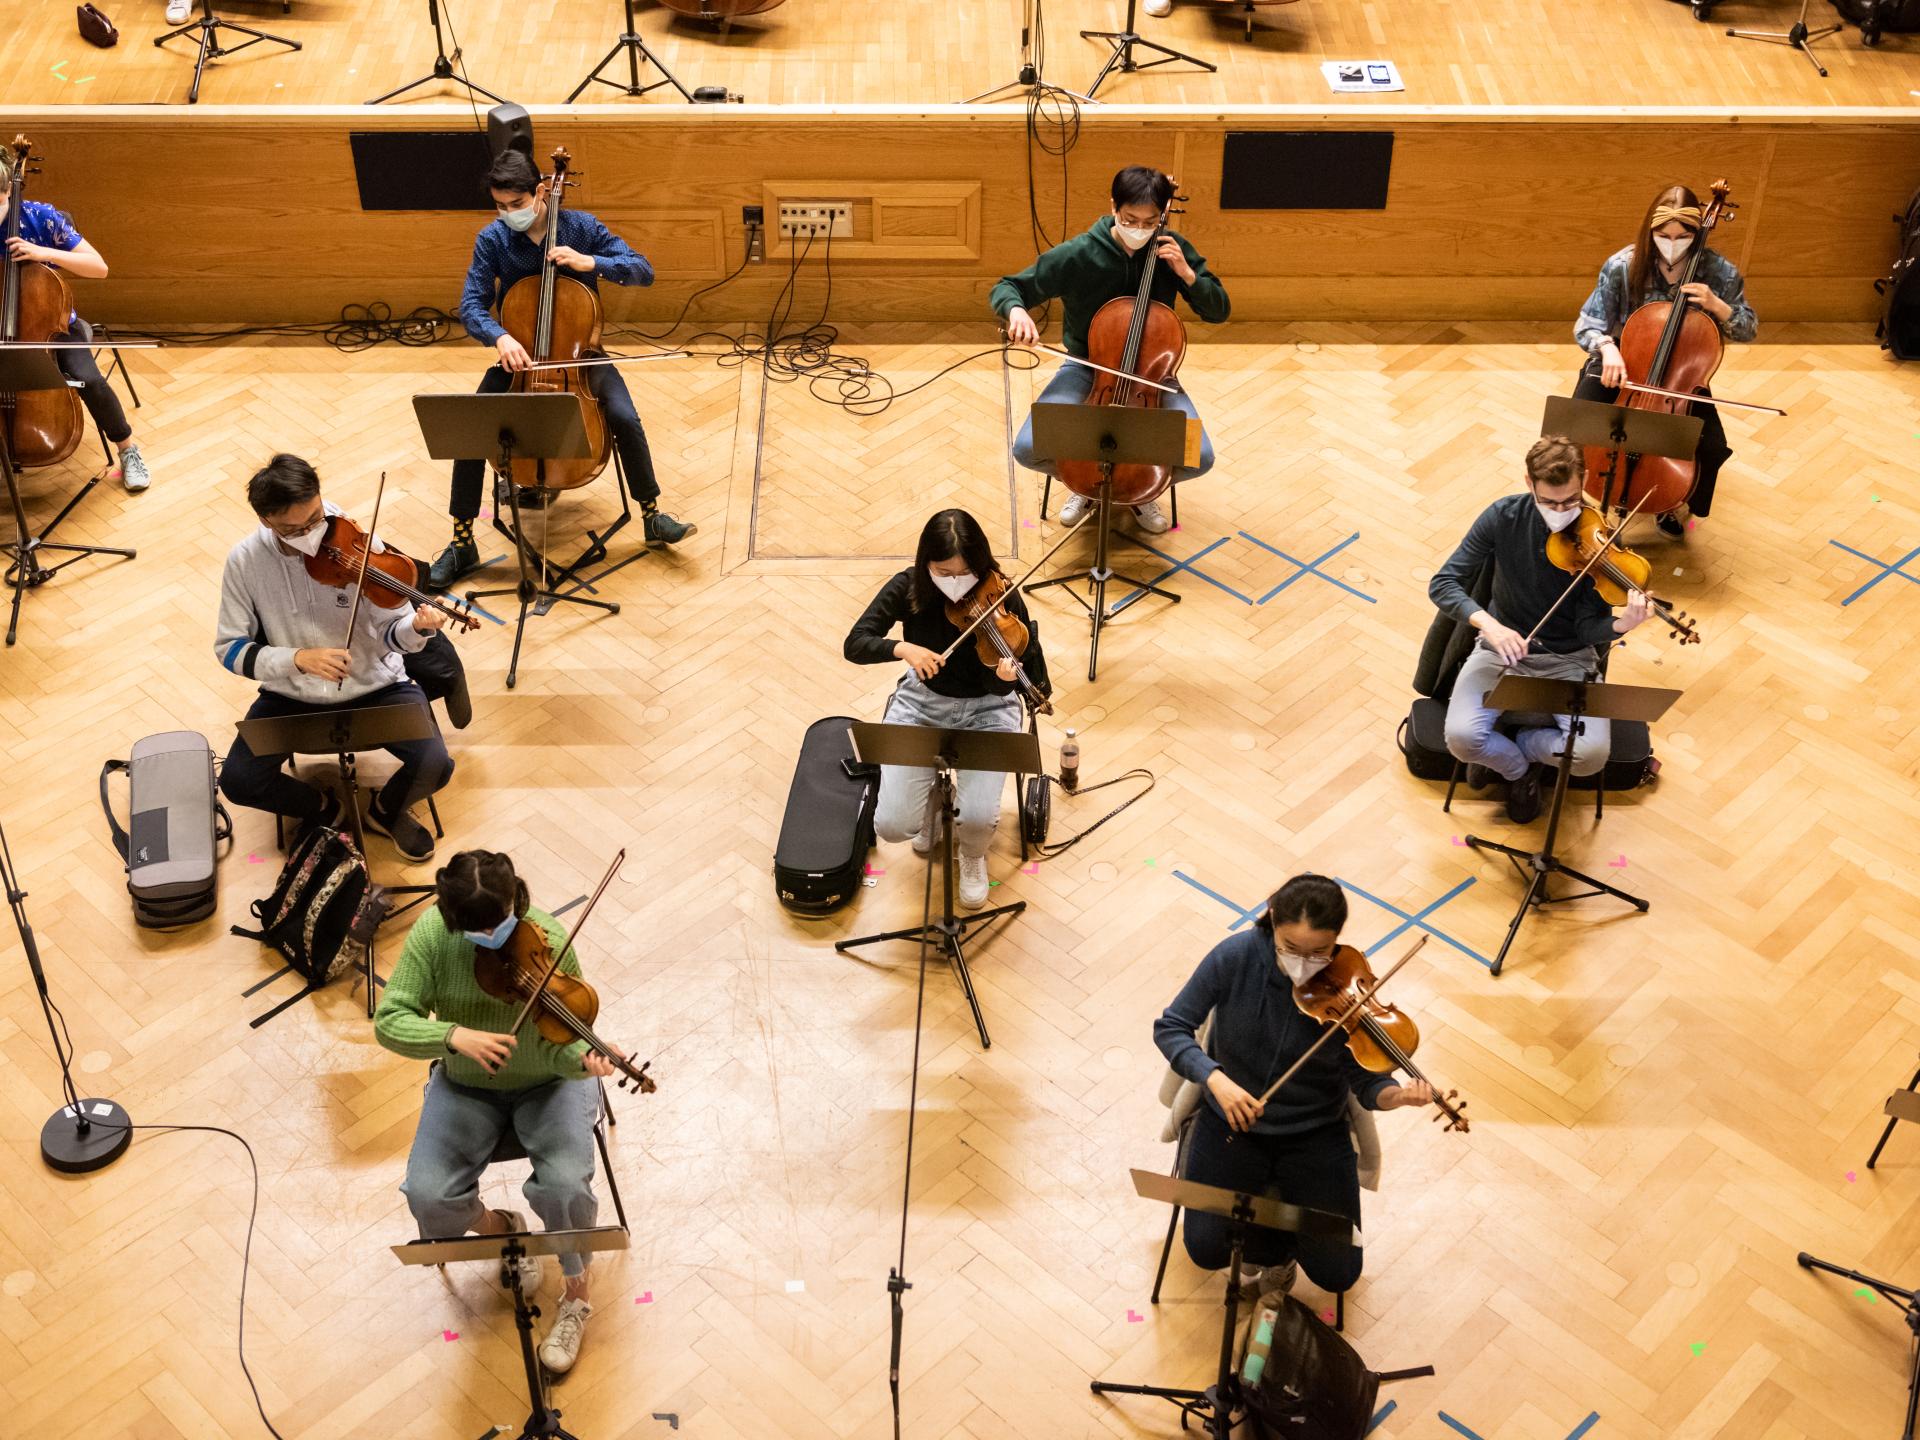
[41,1097,131,1175]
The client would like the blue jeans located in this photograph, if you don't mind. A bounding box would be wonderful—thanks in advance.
[402,1064,601,1277]
[1443,640,1610,782]
[874,675,1023,861]
[1011,362,1214,480]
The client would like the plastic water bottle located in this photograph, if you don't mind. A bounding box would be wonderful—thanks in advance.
[1059,729,1080,793]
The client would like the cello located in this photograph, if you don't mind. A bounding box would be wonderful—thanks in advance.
[1582,180,1735,517]
[495,147,612,496]
[1,135,84,472]
[1052,192,1187,509]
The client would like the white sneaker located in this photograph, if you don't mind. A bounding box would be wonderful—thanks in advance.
[491,1209,542,1294]
[912,806,939,857]
[119,444,151,493]
[958,853,990,909]
[165,0,190,23]
[1132,499,1170,534]
[538,1296,591,1374]
[1144,0,1173,14]
[1057,492,1092,526]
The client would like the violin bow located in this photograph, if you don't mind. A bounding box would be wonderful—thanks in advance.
[1612,376,1785,417]
[524,349,692,373]
[1002,337,1179,396]
[1252,934,1429,1109]
[934,510,1094,665]
[335,471,387,690]
[505,848,628,1038]
[1515,491,1653,657]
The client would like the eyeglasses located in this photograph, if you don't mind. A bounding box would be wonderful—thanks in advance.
[267,514,325,540]
[1278,947,1334,964]
[1532,492,1585,512]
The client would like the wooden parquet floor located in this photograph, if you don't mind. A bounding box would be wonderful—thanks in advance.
[2,321,1919,1440]
[1,0,1916,110]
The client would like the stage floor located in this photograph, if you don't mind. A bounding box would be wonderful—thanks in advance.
[2,322,1919,1438]
[2,0,1915,110]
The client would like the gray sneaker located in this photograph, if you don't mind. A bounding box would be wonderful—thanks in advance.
[119,445,151,493]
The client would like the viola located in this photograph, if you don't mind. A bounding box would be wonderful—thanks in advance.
[305,512,480,632]
[1544,505,1700,646]
[497,147,612,495]
[1582,180,1735,517]
[1053,191,1187,508]
[944,571,1052,715]
[1,134,84,471]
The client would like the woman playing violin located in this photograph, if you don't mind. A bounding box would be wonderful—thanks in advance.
[843,508,1050,910]
[1154,874,1435,1299]
[376,850,629,1377]
[1574,182,1758,537]
[214,454,454,862]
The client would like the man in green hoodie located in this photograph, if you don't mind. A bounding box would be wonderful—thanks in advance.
[992,165,1231,534]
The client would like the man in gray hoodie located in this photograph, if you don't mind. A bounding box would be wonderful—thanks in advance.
[215,454,453,861]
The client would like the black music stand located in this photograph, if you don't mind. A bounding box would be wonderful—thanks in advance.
[154,0,301,106]
[1080,0,1217,99]
[0,347,136,649]
[1091,1168,1429,1438]
[394,1225,630,1440]
[835,720,1043,1049]
[566,0,693,104]
[1543,394,1701,518]
[366,0,506,106]
[1464,673,1679,976]
[413,392,623,690]
[1796,1252,1920,1438]
[1023,399,1189,682]
[1868,1066,1920,1170]
[236,702,439,1019]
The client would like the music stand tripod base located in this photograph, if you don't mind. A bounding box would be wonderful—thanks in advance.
[154,1,301,105]
[1796,1252,1920,1439]
[367,0,507,105]
[567,0,693,103]
[1081,0,1217,99]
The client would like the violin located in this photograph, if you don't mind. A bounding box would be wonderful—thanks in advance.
[1053,190,1187,508]
[1544,505,1700,646]
[496,147,612,495]
[305,512,480,633]
[1,135,84,471]
[944,571,1052,716]
[472,850,657,1097]
[1583,180,1734,517]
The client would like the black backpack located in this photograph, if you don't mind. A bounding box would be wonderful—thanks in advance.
[1877,183,1920,361]
[1238,1295,1387,1439]
[773,716,879,916]
[232,826,389,987]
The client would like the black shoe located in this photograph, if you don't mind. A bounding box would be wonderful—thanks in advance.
[1505,768,1543,825]
[514,486,553,512]
[365,801,436,863]
[292,792,341,850]
[428,542,480,591]
[1657,509,1686,539]
[1464,763,1495,792]
[644,510,696,546]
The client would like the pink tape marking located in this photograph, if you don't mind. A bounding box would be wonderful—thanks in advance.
[1126,1308,1143,1323]
[636,1290,654,1304]
[442,1329,459,1341]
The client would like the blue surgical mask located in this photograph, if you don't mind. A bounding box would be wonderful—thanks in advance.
[465,913,517,950]
[499,204,537,233]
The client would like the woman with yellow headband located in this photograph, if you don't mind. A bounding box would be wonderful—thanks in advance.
[1573,183,1758,537]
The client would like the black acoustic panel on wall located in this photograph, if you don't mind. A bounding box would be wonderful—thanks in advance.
[1219,131,1394,210]
[349,131,493,211]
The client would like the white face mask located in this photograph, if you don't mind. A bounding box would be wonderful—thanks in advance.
[268,520,327,557]
[1113,221,1157,252]
[1653,234,1693,265]
[1277,948,1333,986]
[1535,502,1581,533]
[930,571,977,603]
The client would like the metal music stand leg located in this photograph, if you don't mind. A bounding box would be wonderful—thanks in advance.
[154,0,302,105]
[367,0,506,106]
[493,1237,580,1440]
[1797,1253,1920,1440]
[835,765,1025,1050]
[0,433,136,649]
[1079,0,1217,100]
[330,752,435,1020]
[566,0,693,103]
[1463,701,1649,977]
[1023,472,1180,681]
[1869,1063,1920,1171]
[1727,0,1842,78]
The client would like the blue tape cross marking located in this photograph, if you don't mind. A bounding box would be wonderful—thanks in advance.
[1240,531,1377,605]
[1438,1417,1485,1440]
[1110,535,1256,615]
[1831,540,1920,607]
[1440,1412,1600,1440]
[1171,870,1268,931]
[1335,874,1495,971]
[1365,1399,1397,1434]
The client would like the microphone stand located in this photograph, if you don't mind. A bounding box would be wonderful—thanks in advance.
[3,819,132,1173]
[886,839,937,1438]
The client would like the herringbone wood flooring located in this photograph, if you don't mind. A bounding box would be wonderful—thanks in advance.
[2,321,1918,1439]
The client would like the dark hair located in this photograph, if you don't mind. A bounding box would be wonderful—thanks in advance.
[0,152,13,191]
[910,508,1001,613]
[1627,183,1702,300]
[246,453,321,517]
[1524,436,1583,491]
[1255,873,1347,936]
[436,850,530,933]
[487,150,540,197]
[1111,165,1174,213]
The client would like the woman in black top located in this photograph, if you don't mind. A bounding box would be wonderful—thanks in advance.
[1155,874,1433,1296]
[844,509,1050,910]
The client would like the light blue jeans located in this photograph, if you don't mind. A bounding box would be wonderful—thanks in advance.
[1012,362,1215,480]
[874,675,1024,860]
[1443,640,1610,783]
[401,1063,600,1277]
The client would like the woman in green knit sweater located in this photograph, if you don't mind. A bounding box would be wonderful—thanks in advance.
[375,850,628,1377]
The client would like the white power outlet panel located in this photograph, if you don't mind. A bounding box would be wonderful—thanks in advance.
[777,201,853,240]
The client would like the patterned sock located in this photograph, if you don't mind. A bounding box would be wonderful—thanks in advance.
[453,518,474,547]
[641,499,659,518]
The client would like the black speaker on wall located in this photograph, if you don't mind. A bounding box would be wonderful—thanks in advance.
[1219,131,1394,210]
[348,131,492,211]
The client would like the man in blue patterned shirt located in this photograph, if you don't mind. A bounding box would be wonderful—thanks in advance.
[428,150,694,590]
[0,152,155,492]
[1572,184,1758,537]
